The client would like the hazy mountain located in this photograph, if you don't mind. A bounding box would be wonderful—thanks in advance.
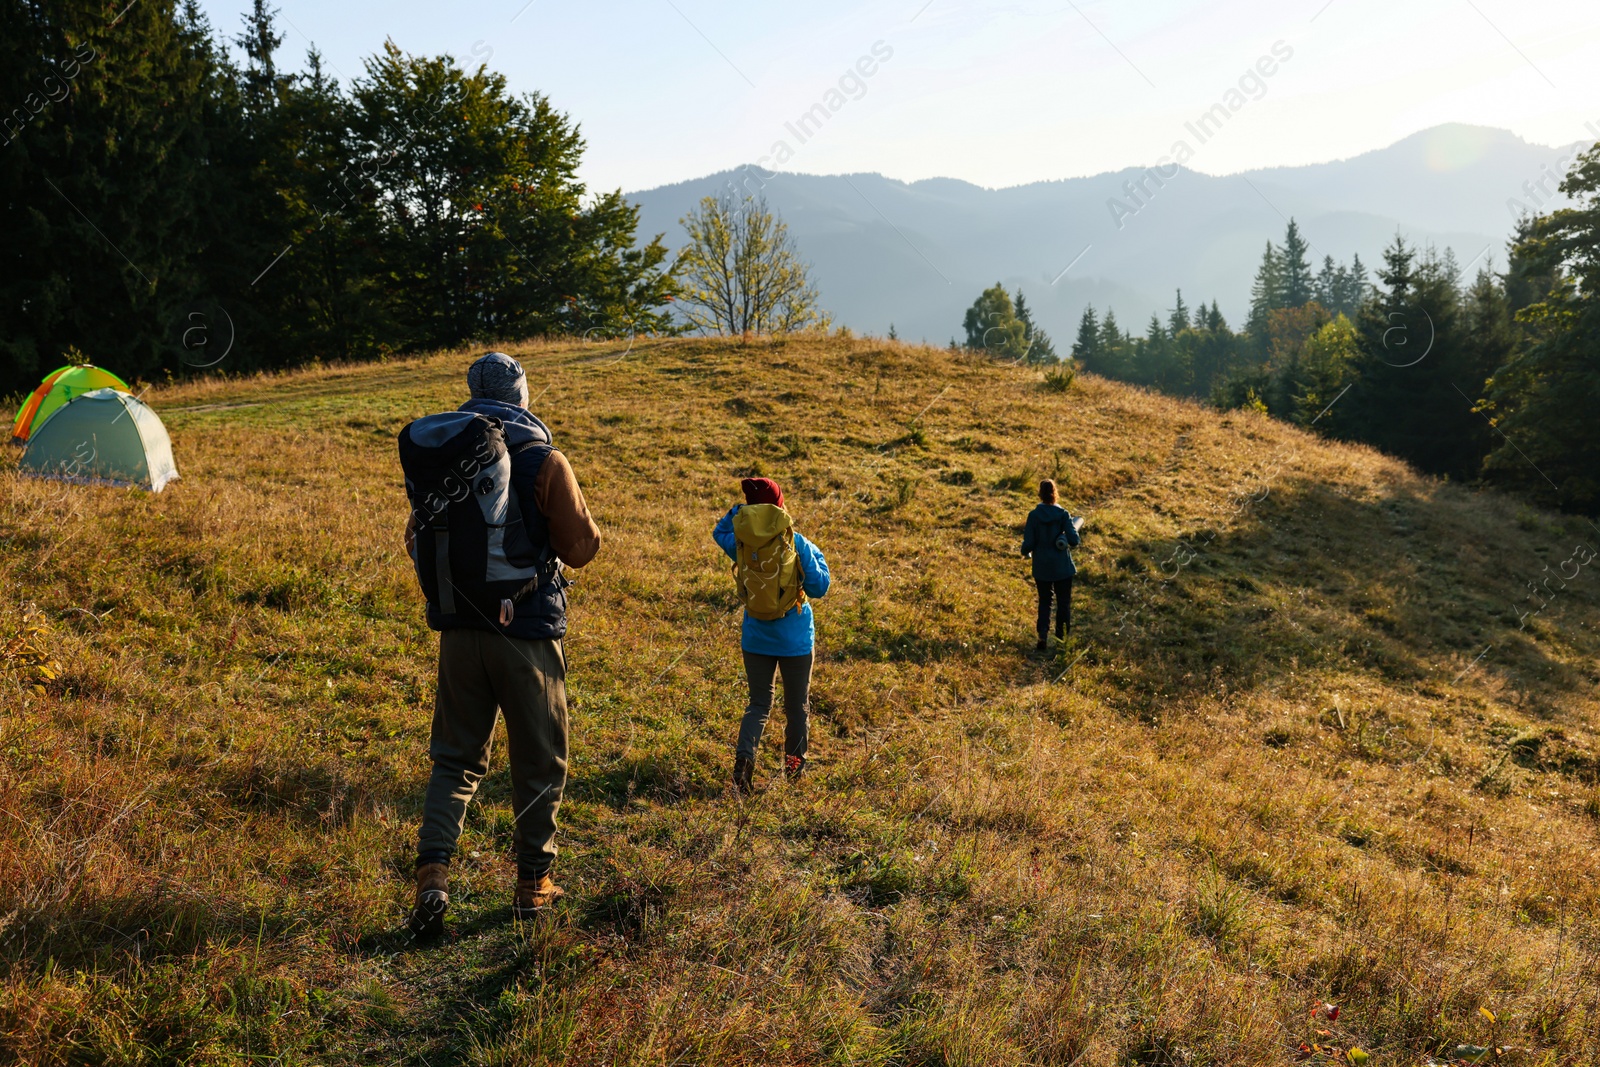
[626,124,1588,347]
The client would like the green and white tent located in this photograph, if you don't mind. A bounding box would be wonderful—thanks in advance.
[19,388,179,492]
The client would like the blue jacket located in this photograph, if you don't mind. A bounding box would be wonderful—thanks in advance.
[430,397,568,641]
[1022,503,1081,582]
[713,504,830,657]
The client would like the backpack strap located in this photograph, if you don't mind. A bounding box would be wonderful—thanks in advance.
[424,473,457,615]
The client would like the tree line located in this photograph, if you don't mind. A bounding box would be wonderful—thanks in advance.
[1,0,680,395]
[959,159,1600,515]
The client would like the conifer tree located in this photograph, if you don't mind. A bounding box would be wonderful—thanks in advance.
[1099,309,1122,351]
[1168,289,1189,335]
[1281,219,1314,307]
[1013,288,1058,362]
[1096,309,1133,378]
[1345,254,1370,312]
[1456,265,1513,465]
[0,4,676,391]
[1484,143,1600,511]
[1501,218,1553,314]
[269,48,372,358]
[0,0,216,386]
[234,0,285,115]
[1188,300,1238,398]
[1070,305,1101,369]
[1315,256,1338,311]
[1347,238,1485,477]
[1246,241,1283,357]
[1136,313,1178,388]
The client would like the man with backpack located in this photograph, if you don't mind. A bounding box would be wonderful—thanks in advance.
[398,352,601,937]
[1022,478,1082,651]
[712,477,830,794]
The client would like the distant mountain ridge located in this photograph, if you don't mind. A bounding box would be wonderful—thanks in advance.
[626,124,1589,347]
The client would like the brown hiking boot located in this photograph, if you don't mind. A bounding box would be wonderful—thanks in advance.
[732,754,754,795]
[406,862,450,939]
[513,873,565,919]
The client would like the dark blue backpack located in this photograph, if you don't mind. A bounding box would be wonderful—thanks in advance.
[398,411,553,629]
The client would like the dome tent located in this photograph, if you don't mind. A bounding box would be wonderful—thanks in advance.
[20,389,179,492]
[10,364,130,443]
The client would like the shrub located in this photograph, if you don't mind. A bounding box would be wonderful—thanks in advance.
[1041,363,1076,392]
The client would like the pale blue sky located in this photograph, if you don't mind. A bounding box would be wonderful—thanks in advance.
[197,0,1600,193]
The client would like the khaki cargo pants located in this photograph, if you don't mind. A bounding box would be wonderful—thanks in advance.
[417,629,567,878]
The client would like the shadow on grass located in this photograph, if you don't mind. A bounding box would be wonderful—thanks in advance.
[212,754,407,829]
[1075,474,1585,709]
[836,627,976,665]
[567,751,722,809]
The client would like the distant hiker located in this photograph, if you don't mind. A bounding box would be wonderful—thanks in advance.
[1021,479,1081,651]
[398,351,601,937]
[713,477,831,794]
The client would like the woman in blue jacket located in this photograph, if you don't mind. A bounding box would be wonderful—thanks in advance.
[1021,479,1081,650]
[712,477,831,794]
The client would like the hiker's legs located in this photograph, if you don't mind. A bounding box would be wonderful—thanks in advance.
[737,652,780,762]
[775,653,813,761]
[1055,578,1074,636]
[490,636,568,880]
[418,629,499,865]
[1035,580,1054,642]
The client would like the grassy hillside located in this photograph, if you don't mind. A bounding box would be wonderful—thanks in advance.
[1,337,1598,1066]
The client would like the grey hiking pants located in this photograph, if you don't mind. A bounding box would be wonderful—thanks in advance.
[736,651,812,762]
[417,628,567,879]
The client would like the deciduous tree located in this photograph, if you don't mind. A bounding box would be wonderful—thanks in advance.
[677,195,828,336]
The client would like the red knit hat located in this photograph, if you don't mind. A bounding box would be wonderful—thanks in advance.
[741,477,784,507]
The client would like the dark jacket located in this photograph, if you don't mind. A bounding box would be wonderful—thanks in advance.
[1022,503,1080,581]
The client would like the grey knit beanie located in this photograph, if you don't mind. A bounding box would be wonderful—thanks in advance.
[466,351,529,406]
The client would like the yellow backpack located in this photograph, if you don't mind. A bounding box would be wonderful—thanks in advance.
[732,503,806,620]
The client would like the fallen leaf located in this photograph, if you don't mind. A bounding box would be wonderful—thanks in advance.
[1480,1006,1496,1024]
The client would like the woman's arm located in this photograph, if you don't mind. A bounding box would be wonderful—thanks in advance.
[794,533,831,598]
[1020,512,1035,557]
[712,504,740,562]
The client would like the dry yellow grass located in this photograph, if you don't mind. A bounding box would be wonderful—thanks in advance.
[0,336,1597,1065]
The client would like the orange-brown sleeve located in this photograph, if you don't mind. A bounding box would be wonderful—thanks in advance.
[535,449,601,568]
